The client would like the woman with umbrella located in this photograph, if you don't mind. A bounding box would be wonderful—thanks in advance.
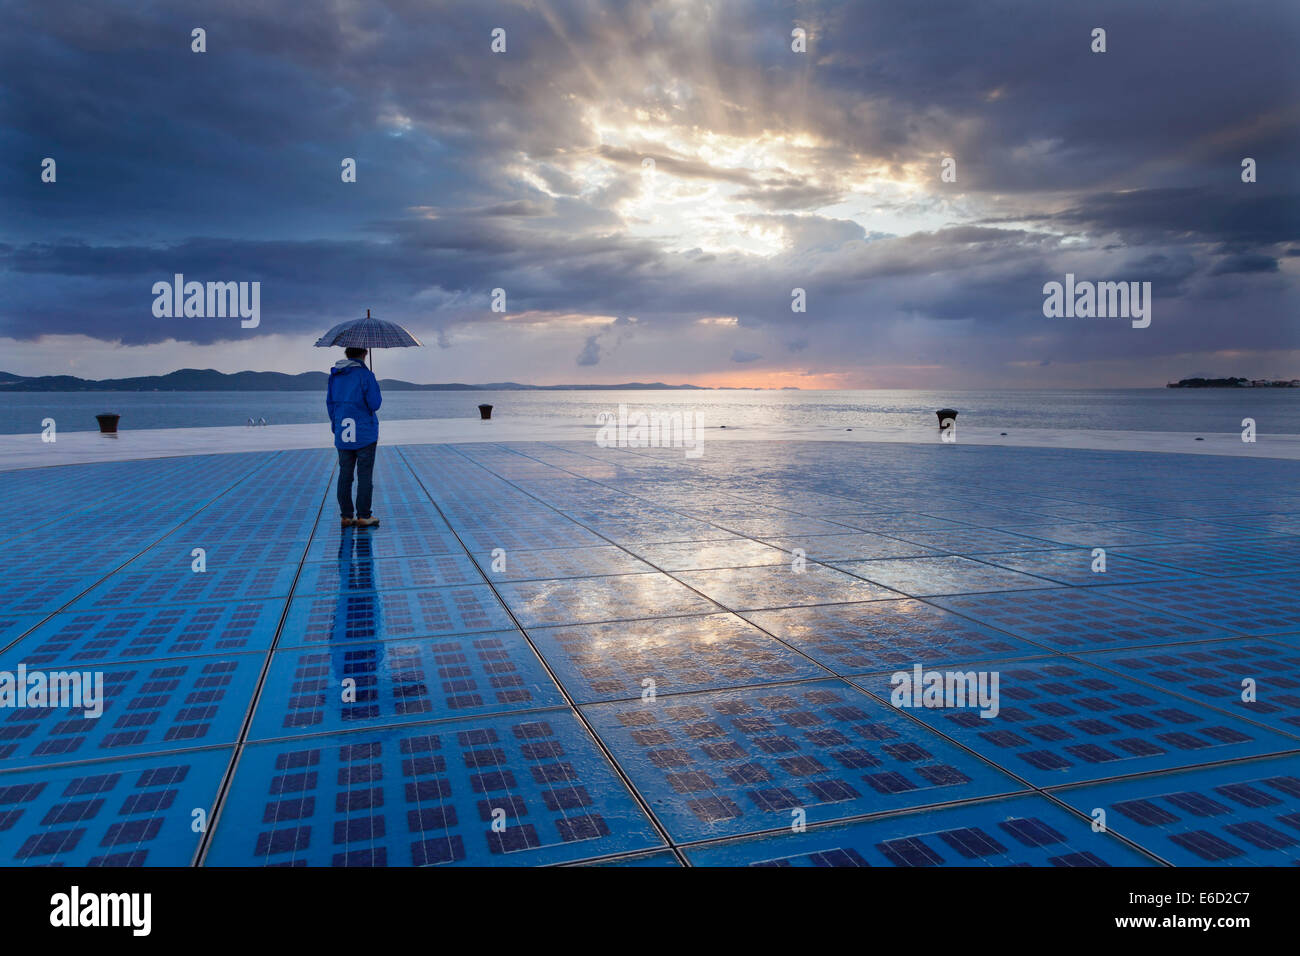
[316,310,422,529]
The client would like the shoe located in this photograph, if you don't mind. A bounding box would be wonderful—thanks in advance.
[354,516,380,528]
[341,517,355,528]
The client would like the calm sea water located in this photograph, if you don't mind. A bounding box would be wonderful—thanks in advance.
[2,388,1298,435]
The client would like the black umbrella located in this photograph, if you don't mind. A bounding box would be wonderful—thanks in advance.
[314,309,423,374]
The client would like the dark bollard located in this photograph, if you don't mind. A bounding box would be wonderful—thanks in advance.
[96,413,121,435]
[477,404,493,421]
[935,408,957,432]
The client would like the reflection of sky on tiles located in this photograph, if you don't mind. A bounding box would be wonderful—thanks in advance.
[583,680,1023,842]
[2,439,1296,865]
[528,613,828,703]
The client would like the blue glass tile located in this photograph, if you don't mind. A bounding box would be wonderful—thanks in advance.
[127,538,306,572]
[0,652,263,769]
[294,554,483,594]
[832,556,1054,596]
[673,565,900,611]
[852,658,1297,786]
[456,526,608,553]
[1082,639,1300,738]
[743,599,1047,674]
[304,528,463,563]
[0,748,233,866]
[0,614,43,649]
[686,794,1155,866]
[205,710,662,866]
[478,545,657,581]
[932,588,1221,652]
[980,549,1194,586]
[1056,756,1300,865]
[0,569,111,616]
[1097,575,1300,635]
[249,631,564,738]
[71,564,299,611]
[583,679,1022,843]
[528,613,828,703]
[1116,541,1300,578]
[579,849,682,867]
[887,529,1068,555]
[496,574,719,627]
[278,585,516,648]
[7,600,285,666]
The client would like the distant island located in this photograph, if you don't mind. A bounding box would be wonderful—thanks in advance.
[0,369,790,392]
[1166,377,1299,388]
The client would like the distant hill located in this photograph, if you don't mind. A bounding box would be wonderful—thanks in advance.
[1167,376,1298,388]
[0,369,753,392]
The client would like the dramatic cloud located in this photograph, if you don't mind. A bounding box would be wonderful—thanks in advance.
[2,0,1297,386]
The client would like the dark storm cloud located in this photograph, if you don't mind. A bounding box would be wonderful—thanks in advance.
[1,0,1297,380]
[1048,188,1300,247]
[1210,253,1280,275]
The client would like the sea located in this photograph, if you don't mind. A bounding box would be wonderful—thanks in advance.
[1,388,1298,436]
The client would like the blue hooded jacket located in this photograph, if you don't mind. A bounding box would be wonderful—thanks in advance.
[326,359,382,449]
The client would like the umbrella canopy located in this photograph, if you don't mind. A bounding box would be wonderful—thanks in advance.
[314,310,422,372]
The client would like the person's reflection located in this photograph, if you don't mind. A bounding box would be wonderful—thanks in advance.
[329,526,384,725]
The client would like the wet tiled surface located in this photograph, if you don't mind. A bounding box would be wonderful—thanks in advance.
[675,564,901,610]
[527,614,827,703]
[852,658,1297,787]
[978,549,1194,587]
[0,748,233,866]
[930,588,1223,653]
[685,793,1156,866]
[1,440,1297,865]
[1080,639,1300,738]
[204,711,662,866]
[1056,756,1300,865]
[582,680,1023,842]
[832,555,1055,596]
[742,599,1048,673]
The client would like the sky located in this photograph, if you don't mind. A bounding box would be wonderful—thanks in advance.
[2,0,1298,388]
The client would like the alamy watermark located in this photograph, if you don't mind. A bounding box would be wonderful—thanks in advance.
[1042,273,1151,328]
[0,665,104,718]
[890,664,1000,718]
[152,274,260,328]
[596,404,704,459]
[50,887,150,936]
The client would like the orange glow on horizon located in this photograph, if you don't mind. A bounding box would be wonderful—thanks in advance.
[525,368,868,390]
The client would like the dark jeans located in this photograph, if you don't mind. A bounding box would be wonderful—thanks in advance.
[337,442,377,518]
